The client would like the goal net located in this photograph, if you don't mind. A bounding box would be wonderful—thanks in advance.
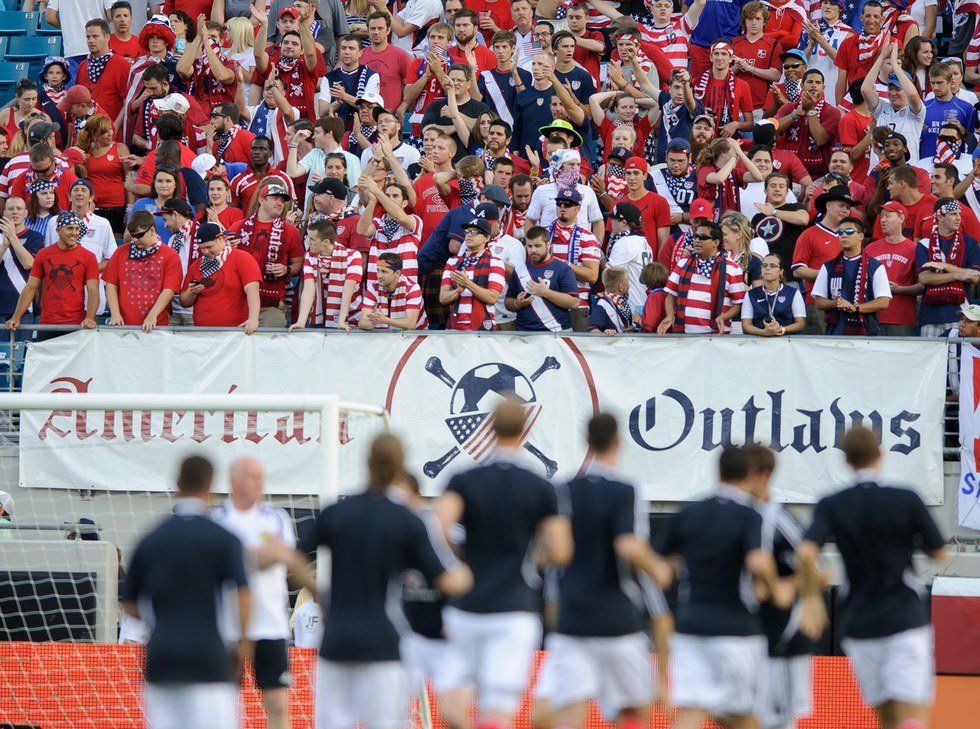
[0,392,389,728]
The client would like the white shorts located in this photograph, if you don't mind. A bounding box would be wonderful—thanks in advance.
[671,633,767,718]
[401,632,451,692]
[316,658,409,729]
[758,655,813,729]
[536,632,654,720]
[145,682,238,729]
[440,607,542,714]
[842,626,935,708]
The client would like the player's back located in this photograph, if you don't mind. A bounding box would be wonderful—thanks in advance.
[446,458,558,614]
[556,472,646,637]
[654,487,764,637]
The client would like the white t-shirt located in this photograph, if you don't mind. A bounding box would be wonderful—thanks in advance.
[46,212,116,315]
[48,0,114,57]
[607,233,652,314]
[391,0,442,54]
[292,599,322,648]
[739,185,798,221]
[299,147,362,212]
[212,500,296,641]
[914,153,973,181]
[489,233,524,323]
[359,142,421,173]
[908,0,938,34]
[230,50,256,78]
[873,100,926,164]
[527,182,603,230]
[925,87,979,106]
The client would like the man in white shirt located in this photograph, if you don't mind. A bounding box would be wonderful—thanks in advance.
[526,148,604,240]
[359,108,422,171]
[211,457,297,729]
[606,202,651,316]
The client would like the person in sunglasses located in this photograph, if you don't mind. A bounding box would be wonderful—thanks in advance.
[207,103,257,166]
[812,216,892,336]
[762,49,808,120]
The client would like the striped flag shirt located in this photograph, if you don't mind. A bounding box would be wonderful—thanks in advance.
[665,256,746,333]
[549,223,601,308]
[361,274,428,330]
[638,14,694,70]
[301,244,363,328]
[441,248,507,331]
[366,214,422,289]
[0,154,69,198]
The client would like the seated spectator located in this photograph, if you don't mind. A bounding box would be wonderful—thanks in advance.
[813,217,891,336]
[104,210,183,332]
[639,262,670,334]
[505,226,579,333]
[179,223,261,333]
[0,198,44,327]
[291,219,363,332]
[439,217,506,331]
[7,212,100,341]
[589,267,635,334]
[741,254,806,337]
[865,201,923,336]
[358,252,428,331]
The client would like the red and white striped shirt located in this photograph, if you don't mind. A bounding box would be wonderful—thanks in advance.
[361,274,428,330]
[0,153,69,198]
[441,247,506,331]
[230,169,296,214]
[548,223,601,308]
[638,14,694,70]
[965,23,980,67]
[366,214,422,288]
[301,243,363,327]
[665,256,746,333]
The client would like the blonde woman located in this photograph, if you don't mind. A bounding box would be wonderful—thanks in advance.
[720,211,765,288]
[227,16,257,100]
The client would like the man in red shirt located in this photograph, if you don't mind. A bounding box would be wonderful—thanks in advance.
[774,69,842,177]
[175,17,239,109]
[612,157,671,254]
[403,24,453,138]
[439,217,506,331]
[230,136,296,214]
[834,2,885,100]
[6,212,99,340]
[692,41,755,139]
[413,132,458,243]
[872,164,936,239]
[916,163,980,240]
[865,201,922,335]
[361,11,413,111]
[732,3,784,114]
[180,223,261,333]
[253,3,326,121]
[76,19,131,127]
[229,180,303,327]
[448,10,497,73]
[468,0,515,45]
[9,143,79,210]
[109,2,141,60]
[104,209,183,331]
[208,104,257,166]
[566,3,604,87]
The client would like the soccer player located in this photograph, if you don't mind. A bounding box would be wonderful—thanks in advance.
[797,427,947,729]
[211,457,295,729]
[435,399,574,729]
[534,413,672,728]
[121,455,252,729]
[653,446,792,729]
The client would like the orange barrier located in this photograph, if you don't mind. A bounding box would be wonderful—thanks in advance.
[0,643,963,728]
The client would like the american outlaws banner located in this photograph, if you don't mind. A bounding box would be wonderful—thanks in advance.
[20,331,946,503]
[958,342,980,529]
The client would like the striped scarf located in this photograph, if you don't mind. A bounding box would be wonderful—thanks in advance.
[824,252,870,334]
[449,247,497,330]
[86,52,113,84]
[694,69,738,126]
[674,252,726,331]
[239,215,286,299]
[936,140,961,165]
[856,31,884,63]
[922,214,967,305]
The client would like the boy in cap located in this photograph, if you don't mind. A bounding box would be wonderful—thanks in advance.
[865,200,922,335]
[439,216,507,331]
[610,156,672,253]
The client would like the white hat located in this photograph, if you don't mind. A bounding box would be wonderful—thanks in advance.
[0,490,12,516]
[960,303,980,322]
[354,90,384,107]
[191,153,217,179]
[152,93,190,115]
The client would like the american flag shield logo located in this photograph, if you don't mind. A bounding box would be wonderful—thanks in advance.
[445,404,542,464]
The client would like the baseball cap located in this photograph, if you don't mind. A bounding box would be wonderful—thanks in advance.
[779,49,808,64]
[354,91,384,107]
[278,6,299,18]
[155,198,193,217]
[692,113,715,127]
[473,202,500,221]
[191,153,218,179]
[881,200,907,216]
[57,84,91,113]
[689,198,714,221]
[887,71,914,88]
[666,138,691,153]
[70,179,94,195]
[196,222,223,244]
[480,184,510,206]
[262,180,292,199]
[961,302,980,322]
[0,490,12,516]
[610,202,642,228]
[462,217,492,236]
[309,177,348,199]
[607,146,631,162]
[152,93,190,115]
[27,120,59,145]
[555,186,582,204]
[624,156,648,173]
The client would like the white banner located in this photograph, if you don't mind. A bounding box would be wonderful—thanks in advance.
[958,342,980,529]
[20,331,947,503]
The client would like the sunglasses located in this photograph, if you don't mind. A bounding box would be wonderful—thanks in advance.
[31,163,53,174]
[555,200,578,208]
[837,228,859,236]
[938,136,960,144]
[133,228,153,239]
[783,63,804,70]
[695,233,716,241]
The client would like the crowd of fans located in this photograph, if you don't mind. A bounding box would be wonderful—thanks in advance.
[1,0,979,337]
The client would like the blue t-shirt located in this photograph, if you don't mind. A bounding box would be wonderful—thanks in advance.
[921,97,977,159]
[915,234,980,325]
[512,87,556,157]
[477,67,533,121]
[657,91,704,163]
[507,257,579,331]
[0,229,44,316]
[688,0,751,48]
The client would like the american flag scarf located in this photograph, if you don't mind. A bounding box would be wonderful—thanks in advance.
[86,52,113,84]
[215,128,236,162]
[824,252,870,334]
[856,31,884,63]
[129,241,160,260]
[674,252,727,331]
[379,215,402,242]
[922,207,967,305]
[606,163,628,199]
[199,245,230,278]
[936,140,961,165]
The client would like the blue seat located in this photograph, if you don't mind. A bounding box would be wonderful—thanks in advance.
[0,37,8,58]
[6,35,59,62]
[0,11,36,36]
[35,13,59,36]
[0,61,29,98]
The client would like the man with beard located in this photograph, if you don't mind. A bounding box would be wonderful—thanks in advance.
[546,187,601,330]
[448,9,496,72]
[132,63,206,153]
[805,150,866,217]
[651,139,700,237]
[865,132,930,217]
[871,164,936,239]
[121,16,181,147]
[689,113,716,161]
[308,179,366,254]
[774,69,842,178]
[76,19,132,128]
[505,226,580,331]
[253,3,327,121]
[208,104,256,167]
[230,137,296,213]
[504,174,532,241]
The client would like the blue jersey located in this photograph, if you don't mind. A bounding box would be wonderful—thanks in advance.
[921,97,977,159]
[512,87,555,157]
[657,91,704,164]
[915,233,980,325]
[506,257,579,331]
[689,0,751,48]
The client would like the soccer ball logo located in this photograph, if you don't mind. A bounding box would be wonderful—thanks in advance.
[423,356,561,478]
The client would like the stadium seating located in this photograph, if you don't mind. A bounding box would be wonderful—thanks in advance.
[6,35,61,81]
[0,62,29,100]
[35,14,59,36]
[0,11,36,37]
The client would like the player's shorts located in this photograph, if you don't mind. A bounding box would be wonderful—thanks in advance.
[758,655,813,729]
[253,638,291,690]
[316,658,409,729]
[145,681,238,729]
[439,607,542,714]
[671,633,767,718]
[536,632,654,719]
[842,626,935,708]
[401,632,451,691]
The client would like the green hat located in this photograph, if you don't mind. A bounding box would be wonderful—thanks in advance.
[538,118,583,148]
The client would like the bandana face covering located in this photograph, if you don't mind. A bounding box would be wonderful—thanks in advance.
[555,165,579,189]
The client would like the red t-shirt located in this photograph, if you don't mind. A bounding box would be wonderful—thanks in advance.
[10,168,79,211]
[467,0,514,41]
[413,173,458,243]
[407,57,448,134]
[872,193,937,239]
[195,206,245,229]
[731,35,783,109]
[230,218,304,306]
[791,223,841,304]
[764,2,803,48]
[336,212,372,254]
[699,75,754,124]
[598,117,652,161]
[572,31,605,87]
[361,45,413,110]
[164,0,212,18]
[212,127,257,166]
[834,34,878,86]
[738,146,812,184]
[914,204,980,241]
[612,191,671,253]
[448,45,497,74]
[641,288,667,332]
[109,34,142,61]
[774,101,842,177]
[183,248,262,327]
[256,51,327,121]
[864,237,918,325]
[76,54,131,123]
[30,244,100,324]
[837,109,873,184]
[102,244,183,325]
